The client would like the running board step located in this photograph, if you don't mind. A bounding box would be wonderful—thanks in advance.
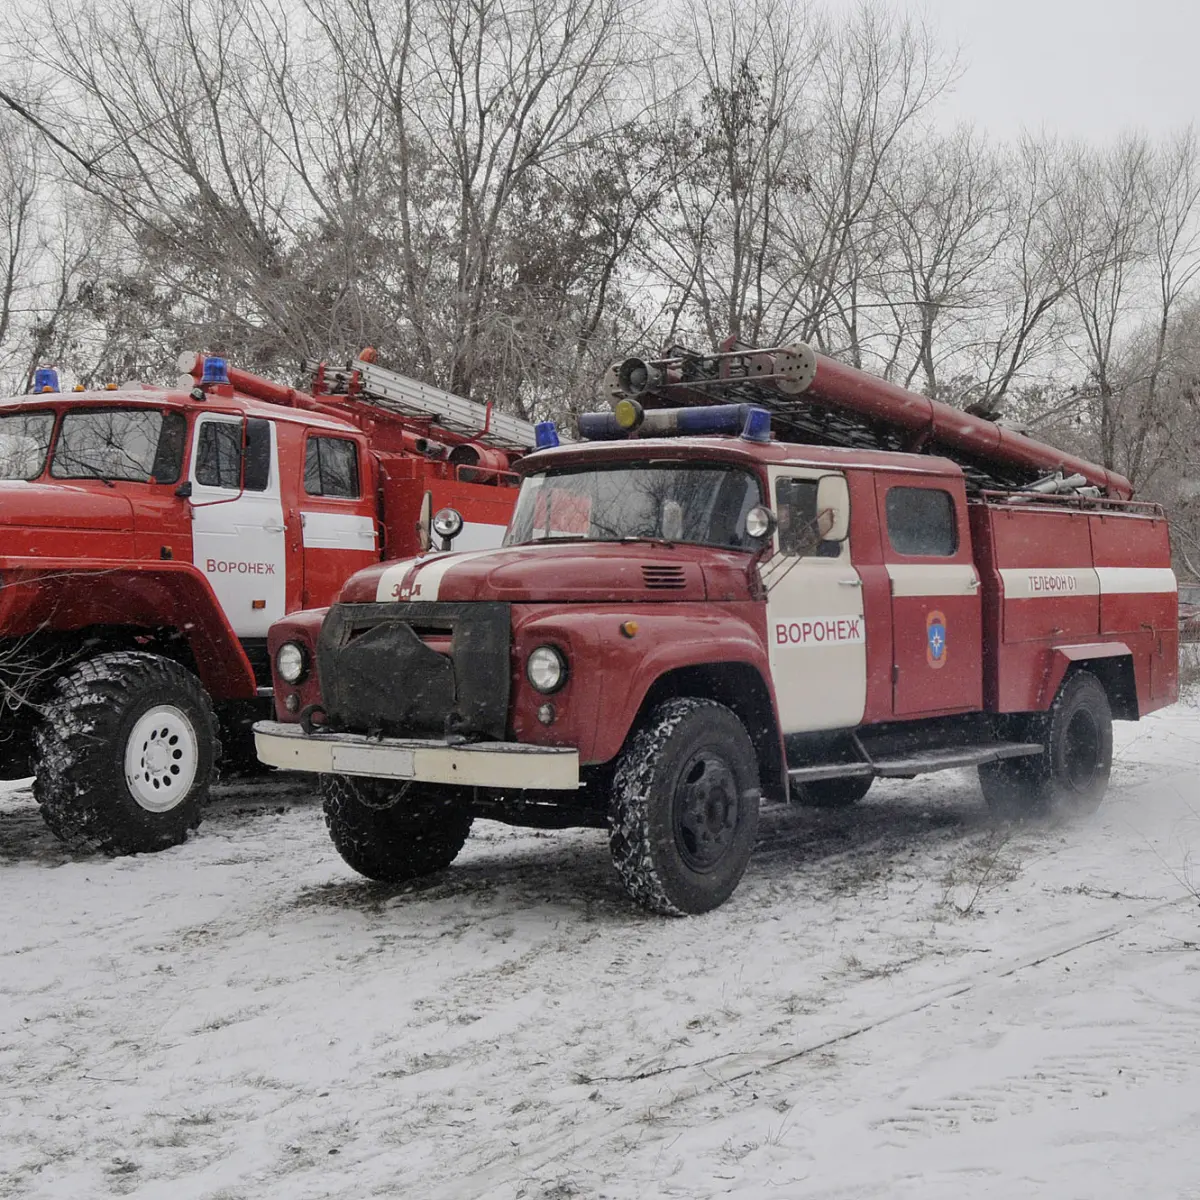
[788,742,1042,785]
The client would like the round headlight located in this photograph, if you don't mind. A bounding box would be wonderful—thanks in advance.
[527,645,567,694]
[432,507,464,540]
[276,641,308,684]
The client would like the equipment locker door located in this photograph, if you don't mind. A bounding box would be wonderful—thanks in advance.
[189,415,286,638]
[875,475,982,717]
[299,432,378,607]
[764,467,866,733]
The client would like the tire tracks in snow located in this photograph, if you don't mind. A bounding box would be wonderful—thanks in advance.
[425,891,1195,1200]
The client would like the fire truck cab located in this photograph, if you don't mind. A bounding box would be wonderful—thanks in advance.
[0,355,528,855]
[254,342,1178,915]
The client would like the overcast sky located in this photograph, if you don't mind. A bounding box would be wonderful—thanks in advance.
[826,0,1200,142]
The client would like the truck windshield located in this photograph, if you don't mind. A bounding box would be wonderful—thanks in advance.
[50,408,187,483]
[0,411,55,480]
[505,463,763,550]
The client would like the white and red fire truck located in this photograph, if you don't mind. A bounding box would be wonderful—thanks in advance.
[254,339,1179,915]
[0,353,535,853]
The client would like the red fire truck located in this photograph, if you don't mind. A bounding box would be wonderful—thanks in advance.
[0,353,534,854]
[254,339,1178,915]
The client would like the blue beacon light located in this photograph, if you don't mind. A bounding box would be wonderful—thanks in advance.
[33,367,60,394]
[201,356,231,386]
[534,420,560,449]
[740,407,771,442]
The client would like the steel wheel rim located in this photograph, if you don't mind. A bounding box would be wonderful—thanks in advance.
[1063,709,1101,791]
[124,705,200,812]
[672,750,740,872]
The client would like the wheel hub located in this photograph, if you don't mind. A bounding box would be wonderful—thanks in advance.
[1064,709,1101,790]
[673,751,739,872]
[124,705,200,813]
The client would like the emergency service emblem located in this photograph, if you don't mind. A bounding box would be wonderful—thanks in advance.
[926,610,947,669]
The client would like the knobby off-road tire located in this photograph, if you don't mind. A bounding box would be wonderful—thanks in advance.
[798,775,873,808]
[33,652,220,854]
[321,774,474,883]
[609,698,761,916]
[978,670,1113,820]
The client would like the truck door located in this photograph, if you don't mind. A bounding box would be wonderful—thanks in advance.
[875,475,982,717]
[190,415,286,638]
[299,432,378,607]
[764,467,866,733]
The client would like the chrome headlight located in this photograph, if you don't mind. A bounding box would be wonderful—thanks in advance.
[526,645,567,694]
[276,641,309,684]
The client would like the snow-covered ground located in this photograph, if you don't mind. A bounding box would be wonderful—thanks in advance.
[2,704,1199,1200]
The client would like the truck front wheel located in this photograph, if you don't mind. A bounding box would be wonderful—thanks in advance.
[33,652,219,854]
[979,671,1113,820]
[321,774,474,883]
[609,698,761,915]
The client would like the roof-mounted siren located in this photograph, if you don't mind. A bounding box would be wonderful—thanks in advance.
[32,367,60,394]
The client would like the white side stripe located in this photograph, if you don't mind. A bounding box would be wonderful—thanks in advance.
[999,567,1099,599]
[1094,566,1177,595]
[887,563,978,597]
[999,566,1176,598]
[301,511,377,551]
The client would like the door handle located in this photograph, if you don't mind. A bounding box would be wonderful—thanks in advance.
[263,520,285,533]
[838,578,862,587]
[967,577,981,590]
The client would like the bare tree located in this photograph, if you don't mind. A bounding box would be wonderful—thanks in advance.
[1066,134,1151,472]
[877,126,1006,397]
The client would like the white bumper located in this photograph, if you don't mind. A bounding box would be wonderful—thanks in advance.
[253,721,580,790]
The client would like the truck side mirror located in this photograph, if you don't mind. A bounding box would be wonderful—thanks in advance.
[416,490,433,553]
[816,475,850,542]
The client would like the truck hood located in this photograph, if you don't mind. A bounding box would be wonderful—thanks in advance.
[0,480,135,531]
[342,543,756,605]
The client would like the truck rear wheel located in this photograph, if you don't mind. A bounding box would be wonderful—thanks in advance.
[33,652,219,854]
[979,671,1113,820]
[609,698,761,915]
[321,774,473,883]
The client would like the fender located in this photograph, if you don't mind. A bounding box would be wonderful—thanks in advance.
[265,607,329,721]
[0,558,257,700]
[1040,642,1135,714]
[510,605,778,765]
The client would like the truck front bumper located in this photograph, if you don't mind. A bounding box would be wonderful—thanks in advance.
[253,721,580,790]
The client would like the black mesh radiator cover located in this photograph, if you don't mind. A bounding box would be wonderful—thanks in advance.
[316,602,511,740]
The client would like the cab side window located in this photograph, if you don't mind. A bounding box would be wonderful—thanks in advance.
[195,419,270,491]
[305,436,360,499]
[886,486,957,556]
[776,477,841,558]
[195,422,242,489]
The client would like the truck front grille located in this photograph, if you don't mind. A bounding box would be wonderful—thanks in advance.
[317,601,511,740]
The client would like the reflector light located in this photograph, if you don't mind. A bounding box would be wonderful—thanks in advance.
[32,367,60,393]
[201,356,231,385]
[534,420,560,449]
